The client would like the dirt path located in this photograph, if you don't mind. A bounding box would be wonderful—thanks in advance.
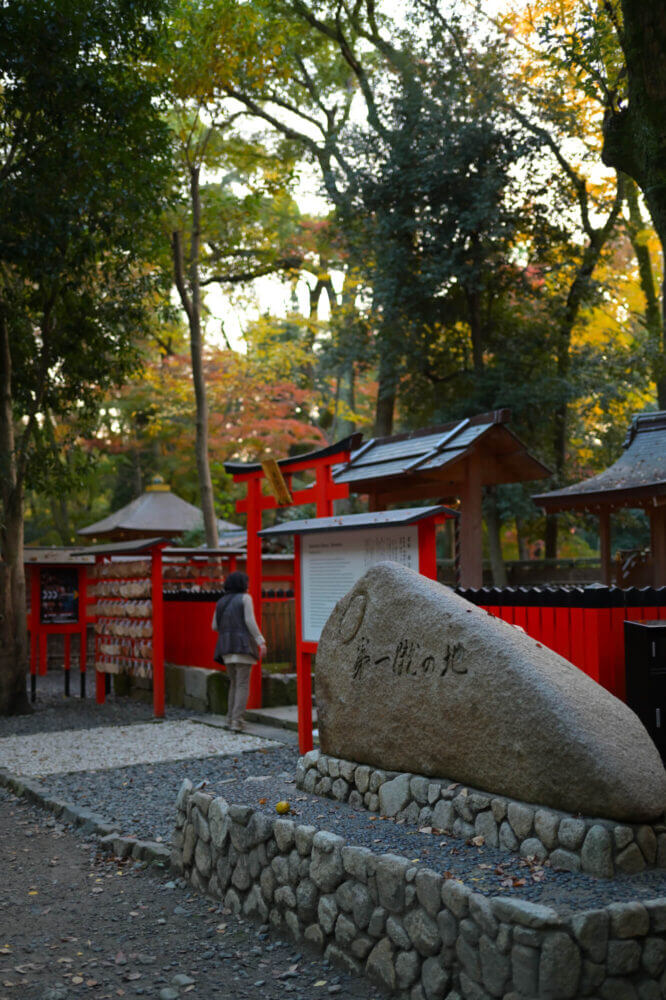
[0,790,382,1000]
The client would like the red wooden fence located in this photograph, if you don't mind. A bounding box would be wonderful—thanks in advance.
[460,587,666,703]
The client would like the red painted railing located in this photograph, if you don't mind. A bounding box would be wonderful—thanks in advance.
[459,587,666,703]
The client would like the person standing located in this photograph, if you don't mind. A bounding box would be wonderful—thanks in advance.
[212,571,266,732]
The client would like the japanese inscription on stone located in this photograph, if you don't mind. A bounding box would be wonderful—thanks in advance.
[351,635,466,680]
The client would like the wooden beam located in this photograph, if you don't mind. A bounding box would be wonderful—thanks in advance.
[650,506,666,587]
[599,508,612,585]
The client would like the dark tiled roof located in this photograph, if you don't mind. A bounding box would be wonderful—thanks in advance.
[224,433,362,475]
[333,411,549,492]
[534,411,666,511]
[259,505,455,537]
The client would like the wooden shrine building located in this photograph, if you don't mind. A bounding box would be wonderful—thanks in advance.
[225,412,549,599]
[534,411,666,586]
[332,410,550,587]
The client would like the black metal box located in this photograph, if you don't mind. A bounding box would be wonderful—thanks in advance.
[624,620,666,761]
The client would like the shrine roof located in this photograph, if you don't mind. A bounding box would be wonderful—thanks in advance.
[534,411,666,512]
[224,433,362,475]
[71,537,170,555]
[24,547,95,565]
[78,477,243,540]
[258,505,456,538]
[333,411,549,495]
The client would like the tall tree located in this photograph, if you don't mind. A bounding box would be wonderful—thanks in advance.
[601,1,666,404]
[161,2,311,543]
[0,0,170,714]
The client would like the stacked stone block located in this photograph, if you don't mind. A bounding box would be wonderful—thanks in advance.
[297,751,666,878]
[173,778,666,999]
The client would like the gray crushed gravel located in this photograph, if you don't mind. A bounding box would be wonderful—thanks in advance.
[36,744,666,914]
[5,677,666,917]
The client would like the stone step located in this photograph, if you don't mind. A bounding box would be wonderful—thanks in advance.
[244,704,317,732]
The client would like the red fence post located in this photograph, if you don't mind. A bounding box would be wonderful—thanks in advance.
[246,475,264,710]
[418,520,437,580]
[152,545,165,718]
[294,535,314,754]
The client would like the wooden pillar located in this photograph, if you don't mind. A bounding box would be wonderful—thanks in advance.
[315,463,334,517]
[459,454,484,588]
[246,475,263,709]
[418,519,438,581]
[599,508,612,585]
[79,565,87,698]
[650,505,666,587]
[294,535,313,754]
[152,545,165,718]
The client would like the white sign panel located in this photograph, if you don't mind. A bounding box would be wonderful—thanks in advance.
[301,525,419,643]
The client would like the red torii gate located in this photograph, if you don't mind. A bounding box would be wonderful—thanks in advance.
[224,434,362,708]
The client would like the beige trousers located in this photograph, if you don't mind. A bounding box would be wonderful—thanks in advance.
[226,662,252,725]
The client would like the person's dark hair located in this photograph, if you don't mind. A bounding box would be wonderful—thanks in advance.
[224,571,249,593]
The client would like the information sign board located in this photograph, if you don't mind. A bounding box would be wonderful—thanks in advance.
[39,568,79,624]
[300,525,418,643]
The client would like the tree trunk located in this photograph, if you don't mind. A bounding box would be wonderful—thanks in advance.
[484,486,507,586]
[623,177,666,404]
[545,202,621,557]
[188,166,218,548]
[603,2,666,404]
[0,307,30,715]
[374,346,398,437]
[515,515,528,561]
[172,164,218,549]
[466,286,485,375]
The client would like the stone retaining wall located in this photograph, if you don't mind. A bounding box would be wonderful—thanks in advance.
[173,780,666,999]
[296,751,666,879]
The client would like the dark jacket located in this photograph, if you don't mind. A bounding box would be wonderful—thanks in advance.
[213,593,257,663]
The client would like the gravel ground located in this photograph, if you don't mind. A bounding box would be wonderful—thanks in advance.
[0,788,382,1000]
[35,743,666,914]
[5,676,193,737]
[5,677,666,918]
[0,721,275,775]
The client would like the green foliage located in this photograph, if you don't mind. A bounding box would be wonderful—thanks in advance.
[0,0,173,481]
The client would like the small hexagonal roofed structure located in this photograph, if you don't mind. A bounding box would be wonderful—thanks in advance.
[78,476,243,542]
[533,411,666,586]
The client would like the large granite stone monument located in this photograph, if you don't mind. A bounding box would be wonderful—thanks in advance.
[315,561,666,822]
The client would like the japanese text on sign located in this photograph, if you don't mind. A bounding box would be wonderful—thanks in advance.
[301,526,418,643]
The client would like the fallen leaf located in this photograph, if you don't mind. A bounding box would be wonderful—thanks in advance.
[72,976,84,985]
[471,835,485,847]
[258,798,267,805]
[314,981,327,987]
